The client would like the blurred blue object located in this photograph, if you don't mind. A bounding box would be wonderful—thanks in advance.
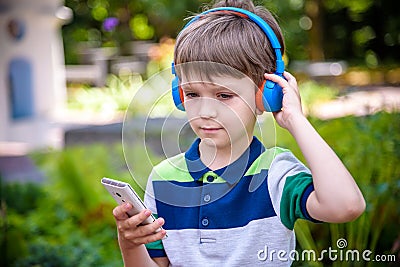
[9,58,34,119]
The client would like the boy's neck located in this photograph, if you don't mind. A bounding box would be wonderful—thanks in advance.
[199,135,254,170]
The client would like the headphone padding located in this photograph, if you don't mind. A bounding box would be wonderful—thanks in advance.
[256,80,266,112]
[172,76,185,111]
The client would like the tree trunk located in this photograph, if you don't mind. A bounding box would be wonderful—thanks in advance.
[305,0,325,61]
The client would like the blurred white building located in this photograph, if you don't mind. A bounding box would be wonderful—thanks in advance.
[0,0,72,152]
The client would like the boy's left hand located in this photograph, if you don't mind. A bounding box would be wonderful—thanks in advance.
[264,72,304,130]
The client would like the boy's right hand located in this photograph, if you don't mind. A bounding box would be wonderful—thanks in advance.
[113,203,167,250]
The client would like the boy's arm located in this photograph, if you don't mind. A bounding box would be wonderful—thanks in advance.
[113,204,169,267]
[285,114,365,222]
[265,72,366,223]
[120,245,169,267]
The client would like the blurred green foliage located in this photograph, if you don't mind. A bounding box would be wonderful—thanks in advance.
[298,80,339,115]
[0,144,162,266]
[67,73,143,113]
[63,0,209,63]
[63,0,400,67]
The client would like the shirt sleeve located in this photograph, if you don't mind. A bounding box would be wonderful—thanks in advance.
[267,150,320,230]
[143,170,167,258]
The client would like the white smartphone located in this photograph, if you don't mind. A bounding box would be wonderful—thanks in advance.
[101,177,162,231]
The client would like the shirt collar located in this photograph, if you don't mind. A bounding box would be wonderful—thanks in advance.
[185,136,265,185]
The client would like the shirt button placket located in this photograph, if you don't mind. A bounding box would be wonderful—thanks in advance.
[206,175,215,183]
[200,172,217,229]
[201,217,209,227]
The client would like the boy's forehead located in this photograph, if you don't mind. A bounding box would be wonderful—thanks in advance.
[180,74,255,92]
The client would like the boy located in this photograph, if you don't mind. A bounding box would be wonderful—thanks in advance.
[112,0,365,266]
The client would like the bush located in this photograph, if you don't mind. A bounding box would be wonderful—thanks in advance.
[1,143,162,266]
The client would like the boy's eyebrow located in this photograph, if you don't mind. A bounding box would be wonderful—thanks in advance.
[181,82,233,92]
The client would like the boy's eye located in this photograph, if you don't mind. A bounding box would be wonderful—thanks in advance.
[185,92,199,98]
[218,93,233,99]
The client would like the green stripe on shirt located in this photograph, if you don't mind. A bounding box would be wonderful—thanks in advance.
[280,172,313,230]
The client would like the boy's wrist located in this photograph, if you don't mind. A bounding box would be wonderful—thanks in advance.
[285,113,308,133]
[118,235,142,251]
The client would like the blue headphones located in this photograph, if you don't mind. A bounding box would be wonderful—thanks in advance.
[172,7,284,112]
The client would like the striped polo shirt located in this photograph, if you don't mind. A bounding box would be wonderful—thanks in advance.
[144,136,318,266]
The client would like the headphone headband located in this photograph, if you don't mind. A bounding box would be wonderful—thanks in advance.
[182,7,284,74]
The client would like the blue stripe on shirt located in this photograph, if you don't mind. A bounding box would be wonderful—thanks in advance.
[154,169,276,230]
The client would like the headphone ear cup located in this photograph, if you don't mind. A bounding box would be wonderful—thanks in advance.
[172,75,185,111]
[257,78,283,112]
[256,80,267,112]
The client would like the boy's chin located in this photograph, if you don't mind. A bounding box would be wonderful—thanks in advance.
[200,137,229,149]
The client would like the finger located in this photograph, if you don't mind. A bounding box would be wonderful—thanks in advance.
[134,228,168,245]
[265,73,300,98]
[264,73,289,89]
[113,203,132,220]
[283,72,299,92]
[283,71,296,82]
[124,209,153,229]
[136,217,165,237]
[121,217,166,243]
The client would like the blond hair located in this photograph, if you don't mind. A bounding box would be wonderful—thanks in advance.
[174,0,285,87]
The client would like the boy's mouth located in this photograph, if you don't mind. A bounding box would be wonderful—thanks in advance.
[200,126,223,133]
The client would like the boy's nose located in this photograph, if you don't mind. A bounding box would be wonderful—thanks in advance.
[198,97,217,119]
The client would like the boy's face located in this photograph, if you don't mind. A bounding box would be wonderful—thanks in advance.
[181,75,258,150]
